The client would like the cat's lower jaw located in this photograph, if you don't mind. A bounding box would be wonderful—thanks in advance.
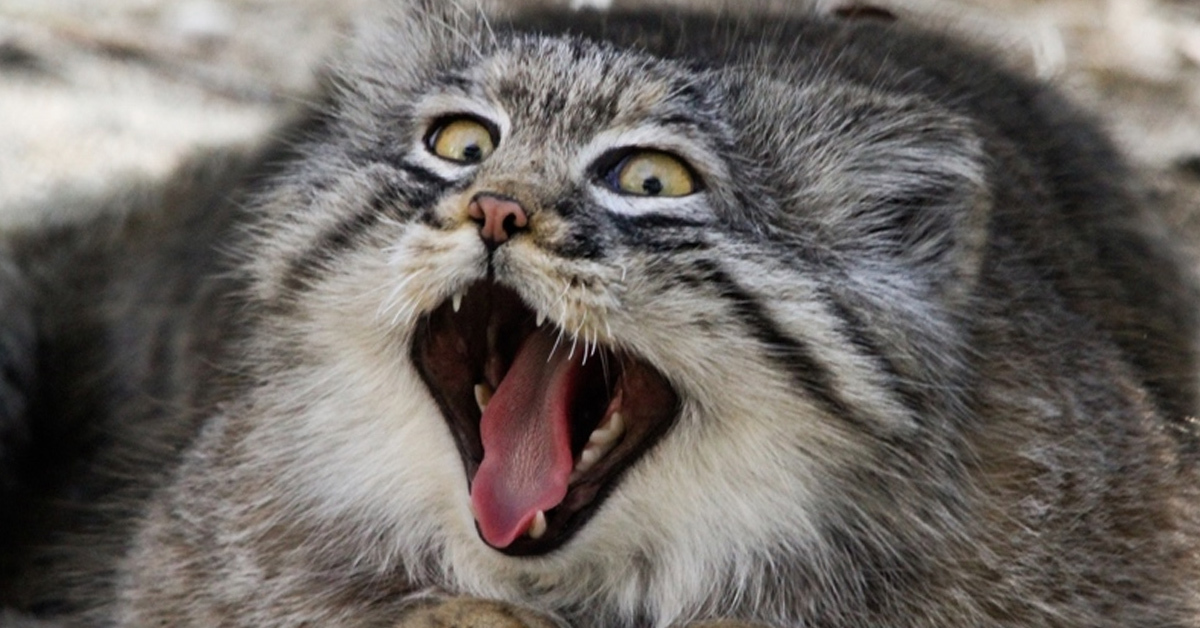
[392,596,768,628]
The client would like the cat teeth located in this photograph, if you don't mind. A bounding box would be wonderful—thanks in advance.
[536,310,547,327]
[474,383,493,412]
[451,289,467,313]
[575,447,604,475]
[587,411,624,447]
[527,510,548,540]
[571,412,625,480]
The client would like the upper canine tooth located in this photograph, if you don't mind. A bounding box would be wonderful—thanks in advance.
[452,292,464,313]
[474,383,493,412]
[536,310,547,327]
[528,510,547,540]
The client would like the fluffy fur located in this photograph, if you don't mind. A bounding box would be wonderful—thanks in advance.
[2,1,1199,626]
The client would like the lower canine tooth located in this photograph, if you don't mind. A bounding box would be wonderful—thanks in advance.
[528,511,547,539]
[474,384,493,412]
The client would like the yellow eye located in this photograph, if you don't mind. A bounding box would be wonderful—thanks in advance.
[610,151,697,197]
[428,118,496,164]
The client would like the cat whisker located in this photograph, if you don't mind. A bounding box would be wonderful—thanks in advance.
[550,325,566,362]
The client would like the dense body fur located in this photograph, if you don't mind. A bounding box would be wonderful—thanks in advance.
[2,1,1200,626]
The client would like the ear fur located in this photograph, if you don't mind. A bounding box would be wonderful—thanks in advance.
[760,81,991,303]
[833,93,990,300]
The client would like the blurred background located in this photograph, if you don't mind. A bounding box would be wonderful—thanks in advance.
[0,0,1198,244]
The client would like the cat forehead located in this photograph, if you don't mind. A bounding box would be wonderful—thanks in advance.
[463,36,714,128]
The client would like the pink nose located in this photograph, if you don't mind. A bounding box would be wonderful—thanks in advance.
[468,194,529,247]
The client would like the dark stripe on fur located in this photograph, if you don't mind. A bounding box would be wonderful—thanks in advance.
[280,207,382,296]
[693,259,866,429]
[391,161,449,191]
[347,145,452,211]
[375,161,453,221]
[612,212,707,231]
[280,162,463,295]
[822,290,926,420]
[631,238,709,255]
[610,213,709,254]
[549,196,606,260]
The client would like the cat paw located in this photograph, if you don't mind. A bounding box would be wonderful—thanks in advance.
[395,598,564,628]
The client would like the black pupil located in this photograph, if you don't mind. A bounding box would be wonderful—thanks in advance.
[642,177,663,196]
[462,143,482,162]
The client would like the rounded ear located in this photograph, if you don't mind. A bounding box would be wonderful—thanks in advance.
[767,83,991,304]
[834,97,990,302]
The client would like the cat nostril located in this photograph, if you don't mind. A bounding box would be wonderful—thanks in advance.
[469,193,529,248]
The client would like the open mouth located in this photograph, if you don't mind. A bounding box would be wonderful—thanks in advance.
[411,281,679,556]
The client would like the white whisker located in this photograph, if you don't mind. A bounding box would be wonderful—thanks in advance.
[550,325,566,362]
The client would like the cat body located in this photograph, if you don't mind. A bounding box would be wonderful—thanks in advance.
[2,1,1199,626]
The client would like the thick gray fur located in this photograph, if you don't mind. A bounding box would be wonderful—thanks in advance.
[2,1,1199,626]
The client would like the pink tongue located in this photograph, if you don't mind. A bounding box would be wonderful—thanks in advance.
[470,328,579,548]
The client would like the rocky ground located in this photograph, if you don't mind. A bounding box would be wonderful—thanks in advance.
[0,0,1197,238]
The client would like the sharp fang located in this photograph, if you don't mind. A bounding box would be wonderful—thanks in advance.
[588,412,625,446]
[474,383,493,412]
[536,310,547,327]
[528,510,547,539]
[452,292,464,313]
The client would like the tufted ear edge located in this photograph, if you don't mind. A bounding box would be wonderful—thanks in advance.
[832,94,990,301]
[749,80,991,305]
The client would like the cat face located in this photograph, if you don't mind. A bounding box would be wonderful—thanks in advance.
[242,3,988,623]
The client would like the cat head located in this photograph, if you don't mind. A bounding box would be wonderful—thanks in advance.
[240,2,989,623]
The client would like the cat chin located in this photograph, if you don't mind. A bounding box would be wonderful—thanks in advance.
[425,398,829,626]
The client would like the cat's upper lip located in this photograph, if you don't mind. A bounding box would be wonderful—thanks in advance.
[410,281,679,556]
